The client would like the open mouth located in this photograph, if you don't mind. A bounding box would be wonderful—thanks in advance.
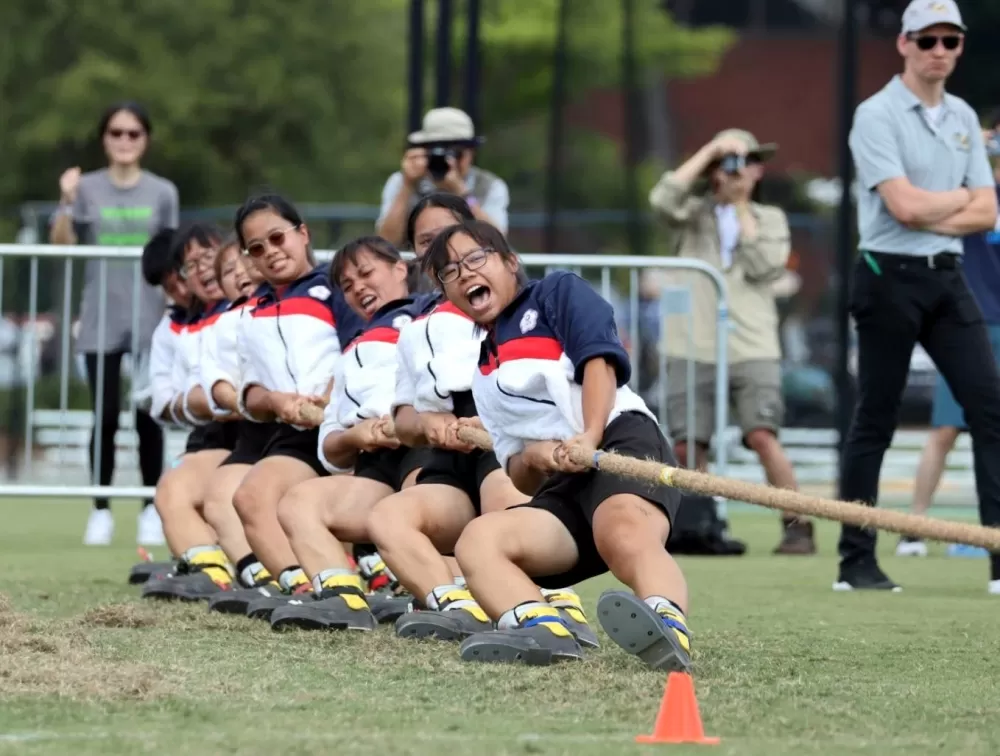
[360,293,379,315]
[465,284,492,313]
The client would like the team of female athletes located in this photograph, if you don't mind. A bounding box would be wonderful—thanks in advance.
[136,191,693,672]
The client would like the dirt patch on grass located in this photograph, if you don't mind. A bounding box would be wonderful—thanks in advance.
[0,597,172,701]
[79,602,161,629]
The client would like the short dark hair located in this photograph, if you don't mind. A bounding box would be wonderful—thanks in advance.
[421,220,520,283]
[405,192,475,249]
[234,193,305,251]
[172,222,224,263]
[97,101,152,140]
[141,228,179,287]
[330,236,403,288]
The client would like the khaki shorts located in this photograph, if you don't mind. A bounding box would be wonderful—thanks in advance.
[665,359,784,445]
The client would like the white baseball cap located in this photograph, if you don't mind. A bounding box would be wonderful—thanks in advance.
[901,0,966,35]
[407,107,483,146]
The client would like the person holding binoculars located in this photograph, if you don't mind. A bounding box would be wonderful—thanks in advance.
[645,128,816,556]
[376,107,509,250]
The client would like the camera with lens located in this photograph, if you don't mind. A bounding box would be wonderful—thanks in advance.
[427,145,460,181]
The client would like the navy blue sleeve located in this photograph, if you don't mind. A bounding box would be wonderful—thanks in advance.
[330,283,365,349]
[540,272,631,386]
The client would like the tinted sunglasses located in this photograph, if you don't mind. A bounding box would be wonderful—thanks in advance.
[910,34,962,51]
[244,226,299,258]
[106,128,144,140]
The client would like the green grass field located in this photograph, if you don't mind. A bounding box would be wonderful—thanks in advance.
[1,497,998,756]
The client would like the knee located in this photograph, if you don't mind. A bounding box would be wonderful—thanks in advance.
[154,469,187,514]
[745,428,778,457]
[454,514,508,571]
[367,498,412,550]
[232,482,267,525]
[592,499,669,568]
[275,489,308,537]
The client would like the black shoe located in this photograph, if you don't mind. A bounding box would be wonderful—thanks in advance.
[833,561,901,592]
[129,560,177,585]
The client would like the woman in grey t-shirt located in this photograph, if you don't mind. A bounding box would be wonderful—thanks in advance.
[49,101,179,547]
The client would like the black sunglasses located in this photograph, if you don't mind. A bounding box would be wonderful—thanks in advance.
[910,34,962,51]
[106,128,144,140]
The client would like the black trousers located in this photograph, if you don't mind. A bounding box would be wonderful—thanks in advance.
[839,254,1000,581]
[84,352,164,510]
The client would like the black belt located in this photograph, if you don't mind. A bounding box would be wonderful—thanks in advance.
[864,251,960,271]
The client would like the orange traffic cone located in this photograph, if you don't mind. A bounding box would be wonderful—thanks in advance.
[636,671,720,745]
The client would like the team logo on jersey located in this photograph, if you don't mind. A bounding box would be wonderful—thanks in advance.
[519,309,538,334]
[392,314,413,330]
[953,132,970,151]
[308,285,331,301]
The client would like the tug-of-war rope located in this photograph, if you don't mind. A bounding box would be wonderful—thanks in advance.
[297,403,1000,551]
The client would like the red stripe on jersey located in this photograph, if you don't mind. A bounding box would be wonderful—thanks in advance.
[432,301,472,320]
[252,296,335,326]
[479,336,563,375]
[169,321,184,334]
[348,326,400,350]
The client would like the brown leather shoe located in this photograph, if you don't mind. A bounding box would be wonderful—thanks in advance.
[773,519,817,555]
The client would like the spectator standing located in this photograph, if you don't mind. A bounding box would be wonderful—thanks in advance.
[376,108,509,247]
[49,101,179,547]
[841,0,1000,592]
[646,128,817,556]
[898,118,1000,565]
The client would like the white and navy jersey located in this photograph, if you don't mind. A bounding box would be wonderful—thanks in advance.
[147,305,189,427]
[200,294,257,418]
[175,299,230,426]
[472,271,654,472]
[318,294,438,474]
[393,295,485,415]
[237,268,362,428]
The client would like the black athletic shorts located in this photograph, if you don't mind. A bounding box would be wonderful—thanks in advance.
[220,420,279,467]
[184,421,239,454]
[253,423,328,477]
[415,448,502,514]
[355,445,434,492]
[518,411,681,589]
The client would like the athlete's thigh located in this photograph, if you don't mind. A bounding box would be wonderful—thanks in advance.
[239,455,319,508]
[478,469,529,514]
[385,483,476,553]
[462,506,579,577]
[158,450,227,506]
[322,476,396,541]
[204,463,251,506]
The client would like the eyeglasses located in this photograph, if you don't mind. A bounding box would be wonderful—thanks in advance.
[106,128,144,141]
[181,250,213,278]
[244,226,299,258]
[437,247,493,284]
[909,34,962,51]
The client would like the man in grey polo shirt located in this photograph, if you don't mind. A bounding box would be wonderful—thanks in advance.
[840,0,1000,593]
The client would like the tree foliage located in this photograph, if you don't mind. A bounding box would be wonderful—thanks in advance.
[0,0,731,227]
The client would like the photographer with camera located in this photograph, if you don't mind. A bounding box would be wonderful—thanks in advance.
[376,108,509,248]
[645,128,816,556]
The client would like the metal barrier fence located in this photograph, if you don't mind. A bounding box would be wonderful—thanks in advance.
[0,244,730,501]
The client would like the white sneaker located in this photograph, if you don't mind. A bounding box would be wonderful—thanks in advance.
[83,509,114,546]
[988,580,1000,596]
[137,506,166,547]
[895,537,928,557]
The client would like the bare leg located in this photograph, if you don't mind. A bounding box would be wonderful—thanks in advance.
[454,508,580,619]
[202,464,254,563]
[368,484,477,600]
[155,449,226,555]
[912,426,960,516]
[278,476,393,578]
[232,457,317,577]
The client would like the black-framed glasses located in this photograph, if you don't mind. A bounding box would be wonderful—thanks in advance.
[437,247,494,284]
[244,226,299,258]
[909,34,962,51]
